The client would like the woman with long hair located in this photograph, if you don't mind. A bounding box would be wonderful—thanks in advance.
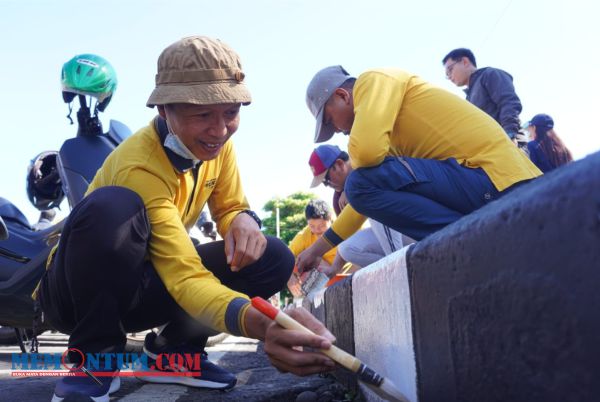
[525,114,573,173]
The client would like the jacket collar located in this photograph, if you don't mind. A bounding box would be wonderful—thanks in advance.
[464,67,487,95]
[153,116,201,173]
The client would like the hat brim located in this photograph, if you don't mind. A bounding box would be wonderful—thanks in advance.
[310,171,327,188]
[313,106,335,143]
[146,81,251,107]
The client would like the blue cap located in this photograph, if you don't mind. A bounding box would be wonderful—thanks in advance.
[527,114,554,130]
[308,145,343,187]
[306,66,352,143]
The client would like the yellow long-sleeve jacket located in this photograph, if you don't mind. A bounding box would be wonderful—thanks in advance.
[289,225,337,266]
[324,69,542,246]
[85,118,252,335]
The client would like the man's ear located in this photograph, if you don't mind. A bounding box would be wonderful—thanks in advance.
[334,88,352,104]
[157,105,167,119]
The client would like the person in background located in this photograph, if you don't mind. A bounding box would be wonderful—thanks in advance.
[287,199,337,297]
[525,113,573,173]
[442,48,526,146]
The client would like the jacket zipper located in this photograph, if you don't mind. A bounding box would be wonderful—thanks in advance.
[185,164,201,217]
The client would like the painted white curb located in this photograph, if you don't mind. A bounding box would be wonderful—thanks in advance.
[352,245,417,402]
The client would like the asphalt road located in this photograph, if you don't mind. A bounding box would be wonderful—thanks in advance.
[0,331,340,402]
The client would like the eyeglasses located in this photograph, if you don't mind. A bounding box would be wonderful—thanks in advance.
[323,168,333,187]
[445,61,459,78]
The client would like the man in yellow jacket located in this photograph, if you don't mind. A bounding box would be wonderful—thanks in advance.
[289,200,337,267]
[38,37,336,401]
[297,65,542,273]
[287,199,337,296]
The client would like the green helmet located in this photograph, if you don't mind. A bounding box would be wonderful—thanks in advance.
[61,54,117,112]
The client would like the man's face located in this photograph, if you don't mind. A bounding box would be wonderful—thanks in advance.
[324,160,349,192]
[323,89,355,135]
[444,57,470,87]
[159,103,241,161]
[307,218,330,236]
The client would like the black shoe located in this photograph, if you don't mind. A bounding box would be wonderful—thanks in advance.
[136,332,236,390]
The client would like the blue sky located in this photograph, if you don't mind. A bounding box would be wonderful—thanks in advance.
[1,0,599,222]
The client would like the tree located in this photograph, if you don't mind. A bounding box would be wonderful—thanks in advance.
[262,191,320,307]
[262,191,317,244]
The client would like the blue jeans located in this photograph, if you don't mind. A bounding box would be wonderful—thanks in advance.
[345,157,501,241]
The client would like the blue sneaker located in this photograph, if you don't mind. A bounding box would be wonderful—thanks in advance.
[136,332,236,390]
[51,369,120,402]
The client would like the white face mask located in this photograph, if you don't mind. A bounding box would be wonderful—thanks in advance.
[163,122,200,165]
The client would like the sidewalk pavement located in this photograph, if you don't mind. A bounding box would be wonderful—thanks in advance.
[0,331,352,401]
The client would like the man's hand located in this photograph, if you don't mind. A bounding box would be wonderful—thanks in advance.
[262,307,337,376]
[296,247,322,274]
[296,237,333,274]
[225,212,267,272]
[317,260,339,279]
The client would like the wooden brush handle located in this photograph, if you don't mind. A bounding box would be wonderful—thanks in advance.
[276,310,362,371]
[251,297,362,372]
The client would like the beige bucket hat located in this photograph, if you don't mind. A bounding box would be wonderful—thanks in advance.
[147,36,251,107]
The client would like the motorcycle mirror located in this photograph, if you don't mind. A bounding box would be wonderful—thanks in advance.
[0,215,8,240]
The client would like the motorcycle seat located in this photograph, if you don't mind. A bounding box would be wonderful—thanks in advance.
[0,198,30,229]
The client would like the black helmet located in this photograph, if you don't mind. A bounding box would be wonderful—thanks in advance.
[26,151,64,211]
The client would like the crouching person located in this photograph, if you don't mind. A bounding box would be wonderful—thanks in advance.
[36,36,335,402]
[307,145,411,279]
[287,199,338,297]
[297,65,542,272]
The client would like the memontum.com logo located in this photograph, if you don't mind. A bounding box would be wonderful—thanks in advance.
[11,348,201,378]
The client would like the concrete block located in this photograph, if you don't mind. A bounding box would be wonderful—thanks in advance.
[309,288,326,326]
[324,276,355,355]
[300,288,325,324]
[324,275,357,391]
[301,295,311,312]
[407,152,600,402]
[352,245,417,402]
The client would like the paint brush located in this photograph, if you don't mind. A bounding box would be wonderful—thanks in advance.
[251,297,409,402]
[80,365,102,386]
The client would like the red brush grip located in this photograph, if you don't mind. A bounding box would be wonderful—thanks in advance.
[251,297,279,320]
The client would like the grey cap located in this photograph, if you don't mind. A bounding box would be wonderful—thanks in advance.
[306,65,352,143]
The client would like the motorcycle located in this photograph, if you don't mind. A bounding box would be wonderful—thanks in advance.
[0,93,131,353]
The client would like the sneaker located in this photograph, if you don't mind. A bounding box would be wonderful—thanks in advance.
[136,332,236,390]
[51,369,120,402]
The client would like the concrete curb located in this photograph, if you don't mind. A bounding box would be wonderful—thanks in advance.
[306,151,600,402]
[352,246,416,401]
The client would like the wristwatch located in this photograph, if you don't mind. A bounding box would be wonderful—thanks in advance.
[238,209,262,229]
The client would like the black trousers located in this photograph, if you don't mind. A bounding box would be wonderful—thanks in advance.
[38,186,294,359]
